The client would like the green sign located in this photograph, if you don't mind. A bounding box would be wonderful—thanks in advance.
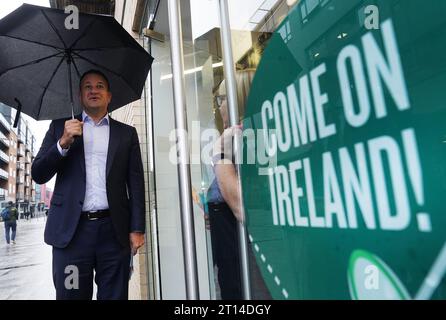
[242,0,446,299]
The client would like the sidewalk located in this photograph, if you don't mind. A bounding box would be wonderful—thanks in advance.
[0,216,55,299]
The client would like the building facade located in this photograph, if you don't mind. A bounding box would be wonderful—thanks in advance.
[0,104,37,213]
[0,103,40,214]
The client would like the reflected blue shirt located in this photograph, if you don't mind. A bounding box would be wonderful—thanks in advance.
[206,177,225,204]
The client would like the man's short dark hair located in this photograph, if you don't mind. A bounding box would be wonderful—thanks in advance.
[79,69,110,91]
[8,201,13,206]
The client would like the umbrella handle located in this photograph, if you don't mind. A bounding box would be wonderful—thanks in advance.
[66,53,75,120]
[71,101,75,120]
[13,98,22,128]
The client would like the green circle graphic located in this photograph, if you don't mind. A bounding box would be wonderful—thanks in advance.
[347,249,410,300]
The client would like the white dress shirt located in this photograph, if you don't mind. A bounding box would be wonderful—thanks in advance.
[57,111,110,211]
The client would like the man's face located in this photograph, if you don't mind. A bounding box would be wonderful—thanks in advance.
[79,73,112,114]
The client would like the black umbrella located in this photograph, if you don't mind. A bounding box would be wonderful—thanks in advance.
[0,4,153,124]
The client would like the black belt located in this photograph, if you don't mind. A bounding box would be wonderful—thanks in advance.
[208,202,227,206]
[207,202,230,210]
[81,209,110,220]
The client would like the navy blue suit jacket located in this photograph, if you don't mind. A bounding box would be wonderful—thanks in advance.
[31,114,146,249]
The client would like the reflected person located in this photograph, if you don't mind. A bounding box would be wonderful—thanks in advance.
[208,69,271,299]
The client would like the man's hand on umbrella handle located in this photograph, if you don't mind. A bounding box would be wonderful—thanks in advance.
[60,119,83,149]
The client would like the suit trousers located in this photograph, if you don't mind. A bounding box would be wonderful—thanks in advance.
[52,216,131,300]
[208,202,272,300]
[208,202,243,300]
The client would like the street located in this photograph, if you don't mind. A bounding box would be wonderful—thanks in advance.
[0,214,55,299]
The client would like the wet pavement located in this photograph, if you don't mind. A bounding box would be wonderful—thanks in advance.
[0,214,55,300]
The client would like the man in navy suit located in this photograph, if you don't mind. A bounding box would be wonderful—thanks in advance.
[32,69,145,300]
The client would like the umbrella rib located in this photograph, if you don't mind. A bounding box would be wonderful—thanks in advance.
[36,56,66,119]
[0,52,64,78]
[41,9,67,49]
[68,19,97,50]
[73,45,133,51]
[71,57,81,79]
[72,51,140,97]
[0,35,64,51]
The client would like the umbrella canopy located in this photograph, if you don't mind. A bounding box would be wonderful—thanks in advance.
[0,4,153,121]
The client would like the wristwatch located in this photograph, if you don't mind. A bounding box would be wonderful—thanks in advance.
[211,153,226,166]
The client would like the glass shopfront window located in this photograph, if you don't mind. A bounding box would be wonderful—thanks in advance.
[184,0,296,300]
[146,0,446,300]
[144,25,214,299]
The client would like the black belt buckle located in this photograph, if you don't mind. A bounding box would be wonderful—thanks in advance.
[82,210,109,220]
[87,211,99,221]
